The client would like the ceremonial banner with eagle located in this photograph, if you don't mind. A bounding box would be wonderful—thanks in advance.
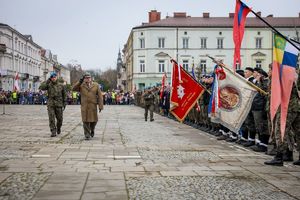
[170,59,205,122]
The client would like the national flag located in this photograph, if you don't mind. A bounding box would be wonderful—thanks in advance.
[210,66,257,133]
[170,60,205,122]
[233,0,251,71]
[160,72,167,99]
[270,34,299,140]
[208,65,226,117]
[14,72,20,91]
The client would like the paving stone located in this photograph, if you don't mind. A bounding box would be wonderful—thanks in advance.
[160,171,197,177]
[81,192,106,200]
[127,176,297,200]
[33,191,82,200]
[0,173,11,183]
[1,105,299,199]
[0,172,51,200]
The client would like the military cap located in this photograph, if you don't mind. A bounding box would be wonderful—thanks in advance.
[253,67,260,72]
[83,72,91,77]
[245,67,254,72]
[258,69,268,78]
[236,69,245,77]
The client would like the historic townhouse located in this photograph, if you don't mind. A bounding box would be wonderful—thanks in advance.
[0,23,70,91]
[123,10,300,91]
[0,23,43,91]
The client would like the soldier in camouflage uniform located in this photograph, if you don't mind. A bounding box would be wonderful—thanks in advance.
[39,72,67,137]
[265,70,300,166]
[199,76,211,131]
[143,89,155,121]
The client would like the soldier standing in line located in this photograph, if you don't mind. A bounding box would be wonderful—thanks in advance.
[39,72,67,137]
[265,70,300,166]
[143,88,155,121]
[72,73,104,140]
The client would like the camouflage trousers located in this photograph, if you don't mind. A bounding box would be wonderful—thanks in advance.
[144,104,154,121]
[83,122,97,138]
[201,105,209,126]
[47,106,63,134]
[275,111,300,153]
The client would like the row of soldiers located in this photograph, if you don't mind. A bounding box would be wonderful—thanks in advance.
[139,66,300,166]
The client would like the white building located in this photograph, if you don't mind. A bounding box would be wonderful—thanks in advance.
[0,23,71,91]
[60,65,71,84]
[0,23,43,91]
[123,11,300,91]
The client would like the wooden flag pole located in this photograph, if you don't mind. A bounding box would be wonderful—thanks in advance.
[207,55,268,96]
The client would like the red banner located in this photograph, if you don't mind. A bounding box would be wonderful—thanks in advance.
[160,72,167,99]
[233,0,251,71]
[170,60,205,122]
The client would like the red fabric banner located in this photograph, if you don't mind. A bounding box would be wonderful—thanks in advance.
[170,60,205,122]
[160,73,167,99]
[233,0,251,71]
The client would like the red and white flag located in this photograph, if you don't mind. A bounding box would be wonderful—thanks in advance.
[160,72,167,99]
[14,72,20,91]
[170,59,205,122]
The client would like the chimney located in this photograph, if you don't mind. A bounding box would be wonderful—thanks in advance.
[203,12,210,18]
[267,14,273,18]
[173,12,187,18]
[256,11,261,17]
[229,13,234,18]
[148,10,161,23]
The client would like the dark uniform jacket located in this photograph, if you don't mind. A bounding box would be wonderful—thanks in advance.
[39,81,66,107]
[143,92,155,106]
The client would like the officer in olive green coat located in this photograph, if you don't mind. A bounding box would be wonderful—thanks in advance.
[72,73,104,140]
[39,72,67,137]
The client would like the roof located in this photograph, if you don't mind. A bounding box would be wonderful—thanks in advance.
[133,16,300,29]
[0,23,42,49]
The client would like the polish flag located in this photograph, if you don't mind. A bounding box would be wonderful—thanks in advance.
[14,72,20,91]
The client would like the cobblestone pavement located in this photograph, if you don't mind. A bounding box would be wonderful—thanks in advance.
[0,105,299,200]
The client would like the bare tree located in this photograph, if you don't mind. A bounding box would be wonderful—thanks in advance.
[99,68,117,89]
[68,64,84,85]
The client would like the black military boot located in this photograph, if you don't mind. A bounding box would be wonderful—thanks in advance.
[283,150,293,162]
[243,140,255,147]
[264,152,283,166]
[50,131,56,137]
[203,125,211,132]
[91,130,94,138]
[57,128,61,135]
[208,127,216,134]
[293,155,300,165]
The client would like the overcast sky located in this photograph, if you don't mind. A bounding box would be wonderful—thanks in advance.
[0,0,299,70]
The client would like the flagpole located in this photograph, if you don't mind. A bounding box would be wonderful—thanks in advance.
[207,55,268,96]
[170,58,211,94]
[249,9,300,51]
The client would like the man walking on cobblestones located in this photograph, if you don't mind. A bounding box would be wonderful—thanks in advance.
[143,88,155,121]
[73,73,103,140]
[39,72,67,137]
